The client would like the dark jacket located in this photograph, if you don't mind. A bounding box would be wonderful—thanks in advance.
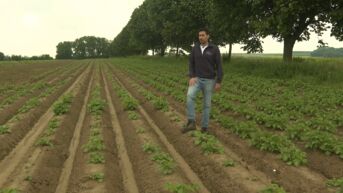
[189,42,223,83]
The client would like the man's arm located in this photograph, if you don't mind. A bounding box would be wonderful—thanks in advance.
[215,46,223,83]
[189,46,196,78]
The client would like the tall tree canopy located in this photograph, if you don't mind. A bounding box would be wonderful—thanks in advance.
[56,36,110,59]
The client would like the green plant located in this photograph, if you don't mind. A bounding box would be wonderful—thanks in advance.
[44,119,59,136]
[136,127,146,134]
[122,97,138,111]
[89,172,105,182]
[152,152,176,175]
[83,136,105,153]
[88,98,106,115]
[142,141,159,153]
[0,125,10,134]
[88,152,105,164]
[223,159,235,167]
[0,188,19,193]
[53,94,73,115]
[327,177,343,187]
[280,146,307,166]
[18,97,40,113]
[260,183,286,193]
[36,137,53,147]
[164,183,200,193]
[128,111,139,120]
[191,131,224,155]
[152,97,169,112]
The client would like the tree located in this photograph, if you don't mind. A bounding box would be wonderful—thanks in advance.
[56,41,73,59]
[210,0,263,61]
[72,36,110,59]
[0,52,4,61]
[311,46,343,57]
[247,0,343,61]
[160,0,209,55]
[30,54,53,60]
[110,26,148,56]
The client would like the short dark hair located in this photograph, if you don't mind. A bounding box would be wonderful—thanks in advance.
[198,28,209,35]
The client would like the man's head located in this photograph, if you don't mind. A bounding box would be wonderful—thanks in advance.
[198,28,210,45]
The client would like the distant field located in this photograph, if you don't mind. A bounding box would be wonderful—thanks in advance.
[0,57,342,193]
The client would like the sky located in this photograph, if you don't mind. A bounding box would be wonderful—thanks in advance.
[0,0,342,57]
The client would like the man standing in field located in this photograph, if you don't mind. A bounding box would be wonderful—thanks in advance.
[182,28,223,133]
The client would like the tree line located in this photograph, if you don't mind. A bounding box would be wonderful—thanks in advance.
[109,0,343,61]
[56,36,110,59]
[311,46,343,57]
[0,52,53,61]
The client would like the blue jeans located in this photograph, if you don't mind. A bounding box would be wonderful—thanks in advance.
[186,78,216,128]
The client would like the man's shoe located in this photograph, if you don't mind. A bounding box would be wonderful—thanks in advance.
[182,120,196,133]
[201,127,208,133]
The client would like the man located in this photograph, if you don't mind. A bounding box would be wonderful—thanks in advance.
[182,28,223,133]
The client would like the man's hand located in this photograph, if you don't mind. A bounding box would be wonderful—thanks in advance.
[214,83,221,92]
[189,77,197,86]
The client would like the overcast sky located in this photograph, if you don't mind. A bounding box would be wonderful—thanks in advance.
[0,0,341,57]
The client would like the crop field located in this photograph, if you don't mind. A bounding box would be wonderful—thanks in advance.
[0,57,342,193]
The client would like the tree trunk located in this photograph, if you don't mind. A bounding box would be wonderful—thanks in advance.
[152,49,155,56]
[176,46,179,57]
[228,43,233,62]
[283,37,296,62]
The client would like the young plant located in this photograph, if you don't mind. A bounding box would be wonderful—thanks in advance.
[89,172,105,182]
[223,159,235,167]
[0,125,10,134]
[164,183,200,193]
[53,94,73,115]
[191,131,224,155]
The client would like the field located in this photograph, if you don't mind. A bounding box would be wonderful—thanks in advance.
[0,57,342,193]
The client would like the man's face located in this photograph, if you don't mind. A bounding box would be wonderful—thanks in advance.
[198,31,209,44]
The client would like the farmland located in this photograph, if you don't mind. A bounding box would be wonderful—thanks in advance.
[0,57,342,193]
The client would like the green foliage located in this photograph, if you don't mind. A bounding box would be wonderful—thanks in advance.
[18,97,40,113]
[88,98,106,115]
[327,177,343,193]
[0,125,10,134]
[152,152,176,175]
[88,85,106,115]
[53,94,73,115]
[89,172,105,182]
[128,111,139,120]
[152,97,169,112]
[191,131,224,155]
[136,127,146,134]
[35,137,53,147]
[83,136,105,153]
[44,119,59,136]
[142,141,175,175]
[57,36,110,59]
[164,183,200,193]
[122,97,138,111]
[0,189,19,193]
[88,152,105,164]
[260,184,286,193]
[223,159,235,167]
[311,47,343,58]
[142,141,159,154]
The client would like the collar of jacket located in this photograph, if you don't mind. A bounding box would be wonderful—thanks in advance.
[195,42,215,48]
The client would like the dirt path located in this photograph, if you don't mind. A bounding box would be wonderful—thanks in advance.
[102,66,139,193]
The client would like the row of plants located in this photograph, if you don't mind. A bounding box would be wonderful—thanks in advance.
[117,63,343,161]
[83,83,106,182]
